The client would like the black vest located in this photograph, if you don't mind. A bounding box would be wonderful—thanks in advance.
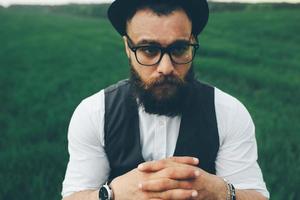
[104,79,219,181]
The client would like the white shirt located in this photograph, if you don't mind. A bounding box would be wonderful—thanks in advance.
[61,86,269,198]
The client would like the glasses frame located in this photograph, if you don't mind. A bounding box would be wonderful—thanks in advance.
[126,35,199,66]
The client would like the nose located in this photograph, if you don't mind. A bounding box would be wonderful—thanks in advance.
[156,53,175,75]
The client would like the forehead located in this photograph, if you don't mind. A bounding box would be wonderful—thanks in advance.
[127,8,192,45]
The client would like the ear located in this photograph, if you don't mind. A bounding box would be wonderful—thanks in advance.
[123,36,131,58]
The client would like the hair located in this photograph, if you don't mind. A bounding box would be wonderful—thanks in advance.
[125,1,194,36]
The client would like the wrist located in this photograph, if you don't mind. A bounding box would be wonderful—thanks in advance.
[223,178,236,200]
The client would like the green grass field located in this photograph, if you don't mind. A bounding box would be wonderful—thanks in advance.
[0,4,299,200]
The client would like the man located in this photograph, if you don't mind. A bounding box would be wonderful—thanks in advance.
[62,0,269,199]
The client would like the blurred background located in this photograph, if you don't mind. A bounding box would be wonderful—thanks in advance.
[0,0,299,199]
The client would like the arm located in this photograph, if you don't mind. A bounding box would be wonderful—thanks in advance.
[236,190,267,200]
[214,89,269,199]
[62,190,99,200]
[61,91,110,199]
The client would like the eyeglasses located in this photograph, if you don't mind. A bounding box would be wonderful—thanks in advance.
[126,35,199,66]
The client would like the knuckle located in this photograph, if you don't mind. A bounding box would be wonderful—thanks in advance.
[167,168,176,177]
[160,191,170,199]
[153,180,166,191]
[141,192,150,200]
[155,179,163,188]
[141,172,149,180]
[198,170,205,179]
[160,168,168,177]
[161,178,169,186]
[180,181,193,189]
[169,156,177,162]
[141,182,149,190]
[146,161,154,168]
[161,159,168,165]
[188,169,196,177]
[157,161,165,169]
[197,191,206,199]
[163,190,185,199]
[179,190,193,199]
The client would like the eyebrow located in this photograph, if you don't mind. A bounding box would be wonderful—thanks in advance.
[136,39,190,47]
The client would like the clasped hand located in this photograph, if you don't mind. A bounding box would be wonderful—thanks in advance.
[110,157,226,200]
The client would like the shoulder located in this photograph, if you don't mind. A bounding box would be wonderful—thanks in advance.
[76,79,130,117]
[78,89,105,113]
[104,79,131,94]
[214,87,250,120]
[214,87,241,111]
[68,89,105,145]
[214,87,254,145]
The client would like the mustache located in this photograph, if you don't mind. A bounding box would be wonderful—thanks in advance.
[144,75,185,89]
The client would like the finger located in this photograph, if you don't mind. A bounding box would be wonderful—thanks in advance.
[140,178,193,192]
[150,189,198,200]
[138,160,163,172]
[138,157,199,172]
[155,166,201,180]
[169,157,199,166]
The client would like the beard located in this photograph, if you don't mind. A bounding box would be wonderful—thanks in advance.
[129,61,196,117]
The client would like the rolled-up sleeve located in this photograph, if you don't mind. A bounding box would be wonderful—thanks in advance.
[61,90,110,198]
[215,88,270,199]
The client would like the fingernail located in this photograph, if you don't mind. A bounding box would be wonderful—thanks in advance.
[195,170,200,177]
[192,190,198,197]
[193,158,199,164]
[138,183,143,189]
[138,164,144,170]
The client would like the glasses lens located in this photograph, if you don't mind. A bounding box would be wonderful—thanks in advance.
[170,44,195,64]
[136,46,161,65]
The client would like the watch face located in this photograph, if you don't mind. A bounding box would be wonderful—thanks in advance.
[100,187,109,200]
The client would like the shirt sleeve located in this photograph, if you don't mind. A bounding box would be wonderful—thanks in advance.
[61,90,110,198]
[215,88,270,199]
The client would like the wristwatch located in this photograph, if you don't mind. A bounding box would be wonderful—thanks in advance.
[99,182,114,200]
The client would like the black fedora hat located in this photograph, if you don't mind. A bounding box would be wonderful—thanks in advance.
[107,0,209,36]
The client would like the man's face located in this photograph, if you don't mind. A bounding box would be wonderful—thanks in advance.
[124,8,196,116]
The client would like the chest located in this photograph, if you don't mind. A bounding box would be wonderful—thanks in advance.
[138,112,181,161]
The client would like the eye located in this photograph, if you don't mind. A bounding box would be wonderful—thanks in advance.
[171,44,190,57]
[138,46,160,57]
